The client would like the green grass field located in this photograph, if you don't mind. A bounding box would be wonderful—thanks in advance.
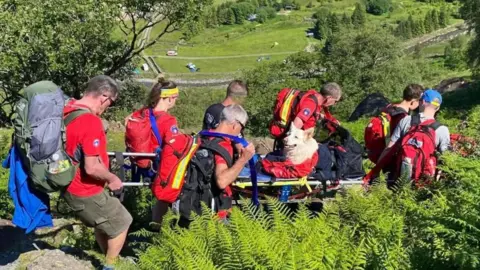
[134,0,462,78]
[154,54,288,73]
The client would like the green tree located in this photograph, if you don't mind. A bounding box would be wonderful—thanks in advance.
[394,20,412,39]
[264,7,277,19]
[312,8,330,40]
[341,12,351,26]
[439,9,449,28]
[460,0,480,76]
[0,0,213,124]
[431,9,440,30]
[444,36,468,70]
[257,8,268,23]
[424,12,433,33]
[225,8,236,25]
[205,7,219,28]
[321,27,422,112]
[351,3,366,28]
[366,0,392,15]
[327,13,340,33]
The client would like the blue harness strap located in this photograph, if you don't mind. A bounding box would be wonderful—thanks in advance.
[149,108,162,147]
[199,130,259,205]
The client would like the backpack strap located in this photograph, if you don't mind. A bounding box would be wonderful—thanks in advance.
[428,121,442,131]
[64,109,90,126]
[309,94,321,121]
[201,137,234,168]
[149,108,162,147]
[410,114,421,127]
[385,105,407,117]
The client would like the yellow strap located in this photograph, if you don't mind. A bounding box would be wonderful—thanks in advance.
[171,139,199,189]
[380,112,391,145]
[298,177,312,192]
[233,177,313,192]
[160,87,179,98]
[280,90,296,125]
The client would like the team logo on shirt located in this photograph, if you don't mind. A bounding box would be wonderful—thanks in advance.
[93,139,100,147]
[303,108,311,116]
[171,125,178,134]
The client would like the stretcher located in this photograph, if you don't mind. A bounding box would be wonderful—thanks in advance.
[108,152,364,203]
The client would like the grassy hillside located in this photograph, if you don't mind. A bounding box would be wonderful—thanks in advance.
[138,0,462,77]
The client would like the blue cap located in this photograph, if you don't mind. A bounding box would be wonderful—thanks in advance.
[421,89,442,106]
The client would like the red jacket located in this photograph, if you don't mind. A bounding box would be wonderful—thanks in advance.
[262,152,319,178]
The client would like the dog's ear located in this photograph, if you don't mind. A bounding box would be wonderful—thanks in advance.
[304,128,315,139]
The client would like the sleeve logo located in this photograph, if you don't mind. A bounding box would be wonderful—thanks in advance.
[171,126,179,134]
[303,108,311,116]
[93,139,100,147]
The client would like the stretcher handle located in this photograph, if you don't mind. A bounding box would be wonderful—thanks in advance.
[107,152,157,157]
[121,180,365,187]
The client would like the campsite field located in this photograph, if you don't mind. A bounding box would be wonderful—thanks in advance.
[138,0,462,78]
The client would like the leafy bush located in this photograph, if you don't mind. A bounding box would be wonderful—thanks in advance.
[137,150,480,269]
[366,0,392,15]
[103,80,149,122]
[0,129,13,220]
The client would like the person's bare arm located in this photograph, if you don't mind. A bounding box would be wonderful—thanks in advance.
[84,156,123,191]
[292,117,304,129]
[215,143,255,190]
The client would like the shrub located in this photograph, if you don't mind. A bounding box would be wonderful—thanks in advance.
[103,80,148,122]
[366,0,392,15]
[137,149,480,269]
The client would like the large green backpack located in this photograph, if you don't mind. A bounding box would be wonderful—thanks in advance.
[12,81,89,193]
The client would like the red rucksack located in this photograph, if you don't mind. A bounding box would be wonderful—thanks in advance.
[152,134,200,203]
[394,116,441,182]
[364,105,408,163]
[125,108,161,169]
[269,88,320,138]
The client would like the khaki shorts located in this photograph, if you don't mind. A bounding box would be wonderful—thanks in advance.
[64,190,132,239]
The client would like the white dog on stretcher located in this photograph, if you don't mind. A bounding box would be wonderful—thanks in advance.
[283,124,319,165]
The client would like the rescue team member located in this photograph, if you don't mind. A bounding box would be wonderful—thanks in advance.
[364,84,424,165]
[380,89,451,169]
[292,82,342,131]
[203,80,248,130]
[63,75,132,270]
[385,84,424,135]
[144,77,184,227]
[210,104,255,219]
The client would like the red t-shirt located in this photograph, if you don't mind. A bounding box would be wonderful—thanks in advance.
[214,138,234,166]
[156,112,185,185]
[64,100,109,197]
[150,111,181,147]
[294,91,323,130]
[210,136,234,218]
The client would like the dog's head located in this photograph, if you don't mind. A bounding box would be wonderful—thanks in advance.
[283,125,318,164]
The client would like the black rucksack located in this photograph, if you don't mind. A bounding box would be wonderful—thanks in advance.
[312,125,365,180]
[175,137,234,221]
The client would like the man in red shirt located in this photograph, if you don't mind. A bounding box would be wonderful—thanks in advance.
[291,82,342,131]
[209,104,255,219]
[63,75,132,269]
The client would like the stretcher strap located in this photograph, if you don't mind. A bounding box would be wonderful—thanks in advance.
[199,130,259,206]
[298,177,312,192]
